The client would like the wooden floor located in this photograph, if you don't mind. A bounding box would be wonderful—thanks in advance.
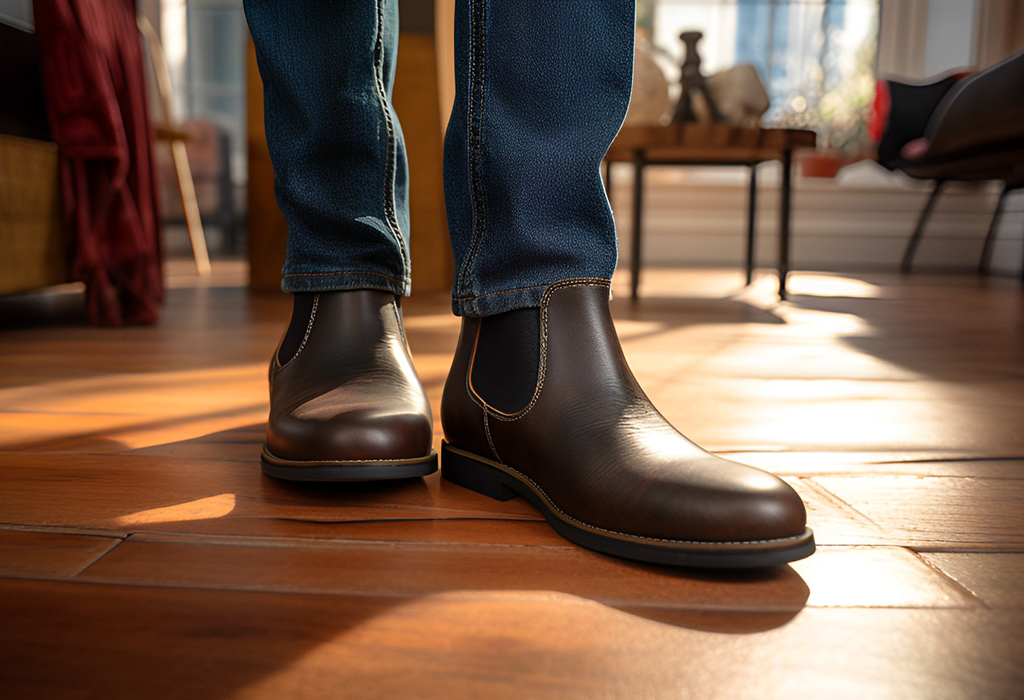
[1,263,1023,699]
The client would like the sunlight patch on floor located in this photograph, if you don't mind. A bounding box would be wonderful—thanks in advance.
[0,364,269,450]
[115,493,237,525]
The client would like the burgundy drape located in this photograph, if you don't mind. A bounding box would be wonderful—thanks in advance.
[34,0,163,325]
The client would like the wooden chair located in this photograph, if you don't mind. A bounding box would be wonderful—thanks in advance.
[137,15,211,276]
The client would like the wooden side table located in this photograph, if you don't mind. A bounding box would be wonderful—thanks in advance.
[605,124,817,300]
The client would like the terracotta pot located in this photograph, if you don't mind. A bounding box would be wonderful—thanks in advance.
[800,152,847,178]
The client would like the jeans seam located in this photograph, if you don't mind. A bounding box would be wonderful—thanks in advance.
[372,0,409,284]
[454,282,547,303]
[453,276,610,303]
[456,0,488,300]
[283,269,406,285]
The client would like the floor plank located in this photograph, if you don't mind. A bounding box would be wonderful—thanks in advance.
[0,448,887,550]
[76,533,811,617]
[922,553,1024,609]
[0,528,121,578]
[793,546,979,608]
[2,268,1024,696]
[76,535,980,612]
[0,452,542,537]
[730,452,1024,479]
[1,578,1020,700]
[811,475,1024,547]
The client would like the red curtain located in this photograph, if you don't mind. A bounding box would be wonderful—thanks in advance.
[34,0,163,325]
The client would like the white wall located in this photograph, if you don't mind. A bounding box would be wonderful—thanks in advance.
[923,0,977,76]
[608,166,1020,277]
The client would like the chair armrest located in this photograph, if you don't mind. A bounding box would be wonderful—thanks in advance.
[923,49,1024,161]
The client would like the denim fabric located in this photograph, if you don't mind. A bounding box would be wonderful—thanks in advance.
[244,0,411,296]
[244,0,635,315]
[445,0,634,315]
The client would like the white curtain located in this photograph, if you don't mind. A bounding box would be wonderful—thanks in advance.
[974,0,1024,68]
[877,0,930,79]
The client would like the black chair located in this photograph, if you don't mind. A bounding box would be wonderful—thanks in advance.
[876,49,1024,278]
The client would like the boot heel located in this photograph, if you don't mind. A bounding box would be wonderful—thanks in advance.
[441,442,519,502]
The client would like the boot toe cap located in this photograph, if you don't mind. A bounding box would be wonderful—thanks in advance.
[587,461,808,545]
[267,408,433,463]
[713,471,808,543]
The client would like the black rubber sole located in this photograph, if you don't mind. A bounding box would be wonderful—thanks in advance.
[261,447,437,482]
[441,441,815,569]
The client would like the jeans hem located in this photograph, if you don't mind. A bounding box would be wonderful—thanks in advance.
[452,276,612,316]
[282,270,407,296]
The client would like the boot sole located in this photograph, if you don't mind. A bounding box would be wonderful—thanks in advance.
[441,441,815,569]
[261,447,437,482]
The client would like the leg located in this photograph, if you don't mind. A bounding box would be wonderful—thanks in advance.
[440,0,813,568]
[746,163,758,286]
[631,155,645,299]
[244,0,435,480]
[901,180,945,274]
[245,0,410,296]
[778,149,793,300]
[979,183,1010,275]
[443,0,628,316]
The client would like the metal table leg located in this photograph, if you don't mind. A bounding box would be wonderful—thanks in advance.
[631,152,645,300]
[778,149,792,300]
[746,164,758,286]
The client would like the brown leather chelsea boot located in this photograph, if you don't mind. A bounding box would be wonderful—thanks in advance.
[262,289,437,481]
[440,279,815,568]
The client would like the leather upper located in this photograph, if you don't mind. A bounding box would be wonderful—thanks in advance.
[442,281,807,544]
[267,290,433,462]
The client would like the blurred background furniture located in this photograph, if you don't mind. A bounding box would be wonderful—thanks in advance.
[154,118,241,257]
[608,28,816,301]
[138,15,212,276]
[875,49,1024,278]
[606,124,816,301]
[0,20,68,296]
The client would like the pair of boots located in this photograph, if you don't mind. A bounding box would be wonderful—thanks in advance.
[263,281,814,568]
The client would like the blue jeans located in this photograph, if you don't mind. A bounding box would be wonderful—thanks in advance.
[245,0,635,316]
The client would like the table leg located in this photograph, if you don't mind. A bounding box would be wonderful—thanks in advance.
[746,164,758,286]
[778,149,792,300]
[631,154,645,300]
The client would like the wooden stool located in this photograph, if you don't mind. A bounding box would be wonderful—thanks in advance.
[606,124,816,300]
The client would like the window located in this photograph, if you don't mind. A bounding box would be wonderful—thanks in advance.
[645,0,880,153]
[161,0,247,182]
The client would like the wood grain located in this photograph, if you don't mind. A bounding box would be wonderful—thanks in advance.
[922,553,1024,609]
[2,268,1023,697]
[76,533,809,615]
[811,476,1024,547]
[0,528,121,578]
[1,579,1020,700]
[0,452,542,538]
